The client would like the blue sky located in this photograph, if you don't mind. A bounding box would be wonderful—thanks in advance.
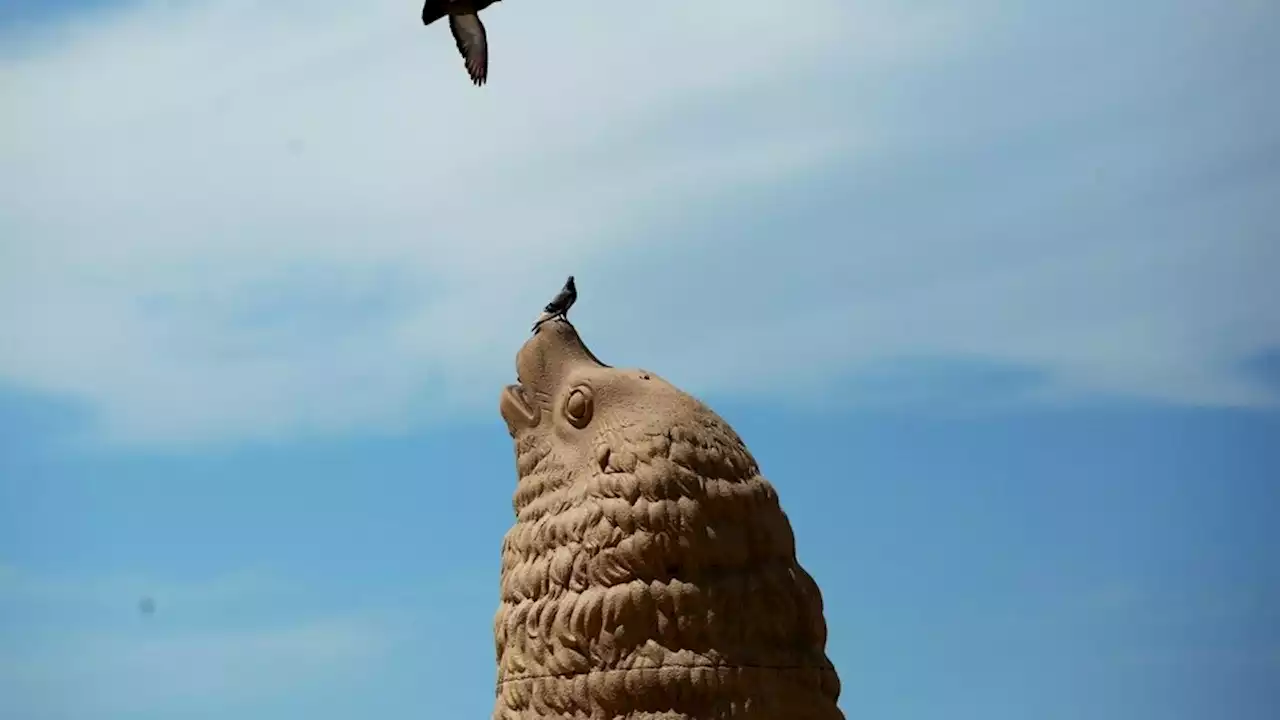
[1,0,1277,718]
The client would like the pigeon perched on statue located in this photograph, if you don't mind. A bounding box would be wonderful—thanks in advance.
[532,276,577,332]
[422,0,501,86]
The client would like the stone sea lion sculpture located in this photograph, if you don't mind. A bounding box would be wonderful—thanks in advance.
[422,0,501,86]
[495,320,845,719]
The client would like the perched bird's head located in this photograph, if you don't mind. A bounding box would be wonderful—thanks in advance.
[566,275,576,289]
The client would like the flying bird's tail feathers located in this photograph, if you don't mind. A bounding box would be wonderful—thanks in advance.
[421,1,447,26]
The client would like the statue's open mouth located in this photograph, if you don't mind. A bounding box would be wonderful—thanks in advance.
[501,383,538,431]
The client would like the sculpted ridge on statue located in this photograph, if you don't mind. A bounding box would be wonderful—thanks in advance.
[496,318,845,719]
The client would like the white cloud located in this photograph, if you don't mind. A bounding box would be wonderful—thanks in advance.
[1,0,1277,447]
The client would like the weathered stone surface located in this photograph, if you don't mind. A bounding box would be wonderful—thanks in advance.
[496,319,844,719]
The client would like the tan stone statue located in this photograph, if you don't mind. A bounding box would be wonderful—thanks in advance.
[496,319,845,719]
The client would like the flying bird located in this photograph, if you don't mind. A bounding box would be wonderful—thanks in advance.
[422,0,501,86]
[532,276,577,332]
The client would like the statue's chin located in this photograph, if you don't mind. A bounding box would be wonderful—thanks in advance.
[500,384,539,435]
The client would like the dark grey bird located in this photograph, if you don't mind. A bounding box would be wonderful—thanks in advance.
[532,276,577,332]
[422,0,501,86]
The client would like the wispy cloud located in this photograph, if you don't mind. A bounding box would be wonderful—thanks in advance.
[1,0,1277,447]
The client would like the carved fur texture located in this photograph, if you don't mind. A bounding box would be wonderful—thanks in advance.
[496,322,843,719]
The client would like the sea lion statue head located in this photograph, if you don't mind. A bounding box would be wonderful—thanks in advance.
[499,320,742,507]
[495,320,844,719]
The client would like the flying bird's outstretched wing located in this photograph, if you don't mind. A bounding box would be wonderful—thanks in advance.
[449,11,488,86]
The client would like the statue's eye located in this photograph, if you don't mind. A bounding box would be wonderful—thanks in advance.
[563,386,594,428]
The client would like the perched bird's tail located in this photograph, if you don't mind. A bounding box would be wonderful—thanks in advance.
[531,312,555,333]
[531,312,574,333]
